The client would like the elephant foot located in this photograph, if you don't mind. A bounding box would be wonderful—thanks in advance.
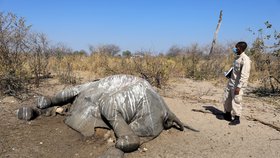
[17,107,37,121]
[116,134,140,152]
[98,146,124,158]
[37,96,52,109]
[17,106,60,121]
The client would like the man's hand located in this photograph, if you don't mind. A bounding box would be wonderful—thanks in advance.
[234,87,240,95]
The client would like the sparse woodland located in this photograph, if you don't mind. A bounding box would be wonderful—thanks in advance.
[1,12,279,101]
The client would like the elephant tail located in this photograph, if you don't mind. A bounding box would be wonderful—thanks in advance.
[183,124,199,132]
[164,112,199,132]
[173,115,199,132]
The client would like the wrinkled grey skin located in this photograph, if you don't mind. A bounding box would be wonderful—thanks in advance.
[37,75,197,157]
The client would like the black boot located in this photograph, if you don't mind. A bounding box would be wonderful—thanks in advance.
[229,116,240,125]
[223,112,232,121]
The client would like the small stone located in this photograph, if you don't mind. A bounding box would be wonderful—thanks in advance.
[138,147,148,152]
[39,142,43,145]
[107,138,114,143]
[143,147,148,152]
[55,107,64,114]
[103,131,111,140]
[2,96,18,104]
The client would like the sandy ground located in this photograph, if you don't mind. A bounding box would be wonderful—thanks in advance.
[0,76,280,158]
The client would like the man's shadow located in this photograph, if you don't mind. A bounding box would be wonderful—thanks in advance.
[202,105,225,120]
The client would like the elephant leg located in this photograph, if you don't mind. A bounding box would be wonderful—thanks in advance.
[112,118,140,152]
[37,96,52,109]
[37,88,78,109]
[17,106,58,121]
[98,146,124,158]
[108,113,140,152]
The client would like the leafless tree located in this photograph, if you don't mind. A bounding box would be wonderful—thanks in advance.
[248,21,280,94]
[28,32,50,87]
[0,12,31,96]
[89,44,120,56]
[166,45,185,57]
[209,10,223,56]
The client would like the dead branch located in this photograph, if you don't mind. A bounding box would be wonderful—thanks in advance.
[245,116,280,132]
[209,10,223,56]
[29,73,53,80]
[270,75,280,84]
[191,109,212,114]
[192,108,280,132]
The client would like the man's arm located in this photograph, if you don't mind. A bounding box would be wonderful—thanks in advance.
[236,57,251,94]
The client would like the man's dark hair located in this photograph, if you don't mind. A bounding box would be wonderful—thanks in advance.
[236,41,247,52]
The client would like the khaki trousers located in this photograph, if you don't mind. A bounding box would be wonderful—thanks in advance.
[223,86,243,116]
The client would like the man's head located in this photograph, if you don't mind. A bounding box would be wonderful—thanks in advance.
[235,41,247,55]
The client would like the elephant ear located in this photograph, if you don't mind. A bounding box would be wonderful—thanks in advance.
[65,114,109,137]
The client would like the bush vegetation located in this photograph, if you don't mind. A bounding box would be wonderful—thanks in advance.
[0,12,279,99]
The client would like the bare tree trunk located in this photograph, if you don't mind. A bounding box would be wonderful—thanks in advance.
[209,10,223,56]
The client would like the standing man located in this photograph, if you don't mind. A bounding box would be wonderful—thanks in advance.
[223,41,251,125]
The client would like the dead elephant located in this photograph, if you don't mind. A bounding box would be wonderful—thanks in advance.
[18,75,198,157]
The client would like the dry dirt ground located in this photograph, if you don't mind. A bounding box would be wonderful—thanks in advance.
[1,76,280,158]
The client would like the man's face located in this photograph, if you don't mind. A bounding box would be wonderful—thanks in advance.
[235,46,242,55]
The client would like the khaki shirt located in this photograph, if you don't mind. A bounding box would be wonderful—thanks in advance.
[228,52,251,88]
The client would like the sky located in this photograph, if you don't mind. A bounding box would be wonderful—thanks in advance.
[0,0,279,53]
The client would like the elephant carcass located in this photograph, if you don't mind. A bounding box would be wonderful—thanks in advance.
[35,75,197,156]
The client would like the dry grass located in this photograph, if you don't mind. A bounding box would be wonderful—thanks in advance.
[1,46,279,93]
[1,49,280,99]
